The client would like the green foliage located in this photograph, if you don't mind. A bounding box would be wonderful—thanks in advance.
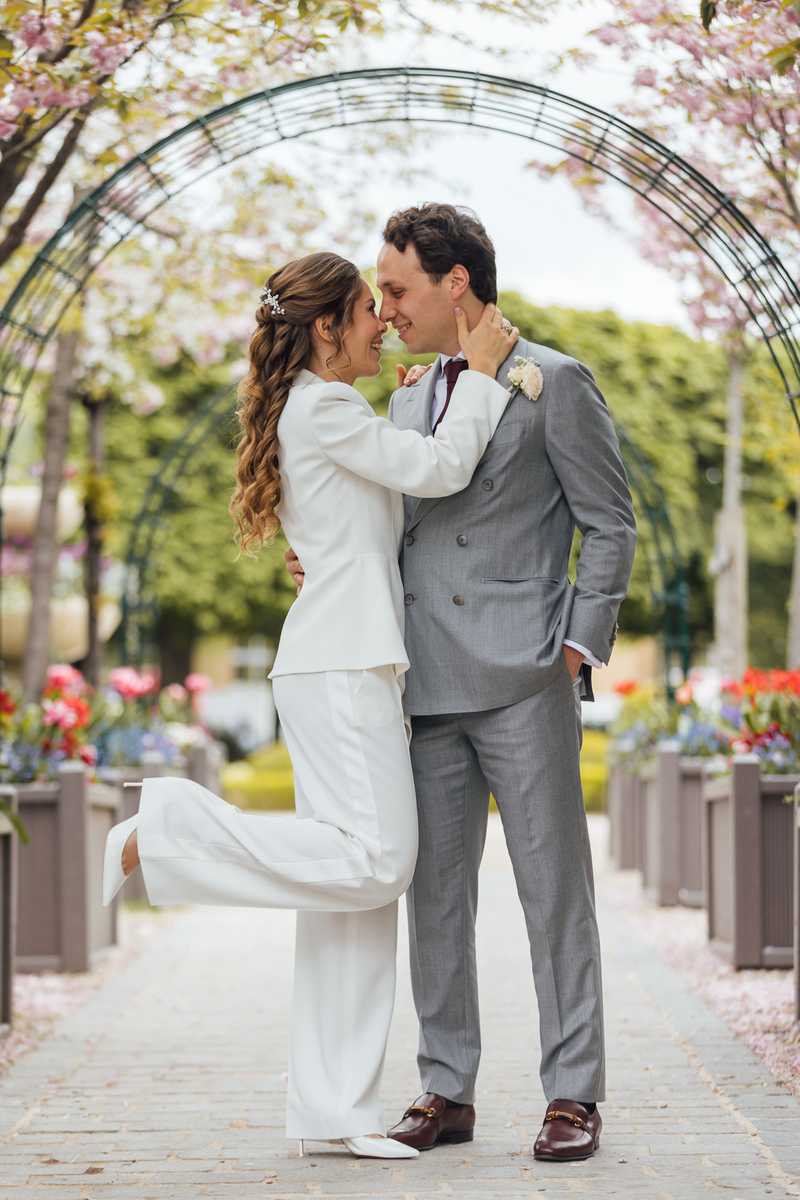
[0,796,28,845]
[222,741,295,809]
[581,729,609,812]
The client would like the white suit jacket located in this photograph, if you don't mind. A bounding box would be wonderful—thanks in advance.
[270,368,510,678]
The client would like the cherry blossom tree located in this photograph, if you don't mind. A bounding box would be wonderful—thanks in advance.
[0,0,382,272]
[538,0,800,670]
[699,0,800,76]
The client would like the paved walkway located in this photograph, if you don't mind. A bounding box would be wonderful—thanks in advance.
[1,815,800,1199]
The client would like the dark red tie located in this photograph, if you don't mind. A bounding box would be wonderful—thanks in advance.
[433,359,469,432]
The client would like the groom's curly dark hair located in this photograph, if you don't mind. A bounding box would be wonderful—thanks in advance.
[382,203,498,305]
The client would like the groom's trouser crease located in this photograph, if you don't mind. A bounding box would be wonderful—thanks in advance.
[408,662,605,1107]
[136,663,417,1141]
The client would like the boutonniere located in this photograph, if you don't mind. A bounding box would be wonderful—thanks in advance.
[507,356,544,401]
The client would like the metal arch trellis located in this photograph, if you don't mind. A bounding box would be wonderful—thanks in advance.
[119,384,238,667]
[613,421,691,697]
[2,65,800,455]
[119,384,691,699]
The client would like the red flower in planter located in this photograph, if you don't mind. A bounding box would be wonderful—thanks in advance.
[614,680,638,695]
[0,688,16,719]
[42,694,91,731]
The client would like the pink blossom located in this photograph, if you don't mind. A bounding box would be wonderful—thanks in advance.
[18,12,61,53]
[85,31,130,76]
[0,119,17,139]
[633,67,658,89]
[184,673,213,694]
[165,683,188,702]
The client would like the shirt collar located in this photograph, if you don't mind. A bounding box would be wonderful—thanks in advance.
[438,351,466,375]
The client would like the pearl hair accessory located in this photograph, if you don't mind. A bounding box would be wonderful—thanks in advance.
[260,285,285,316]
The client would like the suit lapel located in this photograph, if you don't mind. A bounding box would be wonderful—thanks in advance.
[405,343,525,533]
[399,355,438,437]
[401,359,442,530]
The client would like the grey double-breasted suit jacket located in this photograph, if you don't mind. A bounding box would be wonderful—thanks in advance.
[388,337,637,716]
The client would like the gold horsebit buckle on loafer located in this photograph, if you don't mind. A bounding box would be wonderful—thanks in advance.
[545,1110,589,1131]
[404,1105,437,1119]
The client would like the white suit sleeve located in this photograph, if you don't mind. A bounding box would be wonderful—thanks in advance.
[310,372,511,498]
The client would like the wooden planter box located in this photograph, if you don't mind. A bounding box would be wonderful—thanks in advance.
[0,786,18,1033]
[636,745,705,908]
[704,755,799,969]
[607,762,638,870]
[16,763,121,973]
[794,784,799,1023]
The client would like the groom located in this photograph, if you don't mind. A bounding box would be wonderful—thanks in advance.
[289,203,635,1161]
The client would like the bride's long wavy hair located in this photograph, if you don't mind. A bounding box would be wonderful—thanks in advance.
[231,251,363,554]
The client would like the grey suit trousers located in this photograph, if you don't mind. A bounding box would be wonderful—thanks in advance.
[407,660,605,1106]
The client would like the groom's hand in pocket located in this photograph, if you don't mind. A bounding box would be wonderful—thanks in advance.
[563,644,585,682]
[284,547,305,594]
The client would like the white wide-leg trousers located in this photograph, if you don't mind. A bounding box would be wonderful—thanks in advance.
[136,665,418,1140]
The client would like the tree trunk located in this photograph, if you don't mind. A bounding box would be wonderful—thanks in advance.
[83,397,109,689]
[787,474,800,669]
[711,348,748,680]
[21,330,79,702]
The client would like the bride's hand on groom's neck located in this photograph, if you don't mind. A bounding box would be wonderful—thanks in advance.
[456,304,518,378]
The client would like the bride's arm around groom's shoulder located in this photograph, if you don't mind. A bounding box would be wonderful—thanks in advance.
[305,373,510,499]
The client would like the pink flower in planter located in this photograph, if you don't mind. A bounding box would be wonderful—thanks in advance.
[78,744,98,766]
[164,683,188,703]
[46,663,85,694]
[109,667,160,702]
[42,698,80,730]
[184,674,213,694]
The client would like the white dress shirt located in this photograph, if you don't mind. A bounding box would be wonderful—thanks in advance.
[428,355,602,672]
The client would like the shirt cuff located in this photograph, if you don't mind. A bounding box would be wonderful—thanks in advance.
[564,640,602,670]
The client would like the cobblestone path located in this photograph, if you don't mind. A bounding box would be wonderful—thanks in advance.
[1,815,799,1199]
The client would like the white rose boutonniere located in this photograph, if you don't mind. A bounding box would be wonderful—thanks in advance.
[507,355,544,401]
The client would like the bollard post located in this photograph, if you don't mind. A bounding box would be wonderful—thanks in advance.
[0,785,18,1033]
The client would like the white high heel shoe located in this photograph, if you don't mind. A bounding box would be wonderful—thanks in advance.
[343,1136,419,1159]
[102,814,138,907]
[298,1136,418,1159]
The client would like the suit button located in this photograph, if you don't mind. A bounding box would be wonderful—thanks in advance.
[404,594,414,605]
[453,595,464,606]
[482,479,493,491]
[457,534,468,546]
[405,535,415,546]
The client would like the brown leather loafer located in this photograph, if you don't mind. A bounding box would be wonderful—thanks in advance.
[533,1100,601,1161]
[388,1092,475,1151]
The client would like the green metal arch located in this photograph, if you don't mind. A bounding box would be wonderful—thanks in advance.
[1,66,800,455]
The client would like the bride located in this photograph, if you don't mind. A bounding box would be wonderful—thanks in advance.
[103,250,517,1160]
